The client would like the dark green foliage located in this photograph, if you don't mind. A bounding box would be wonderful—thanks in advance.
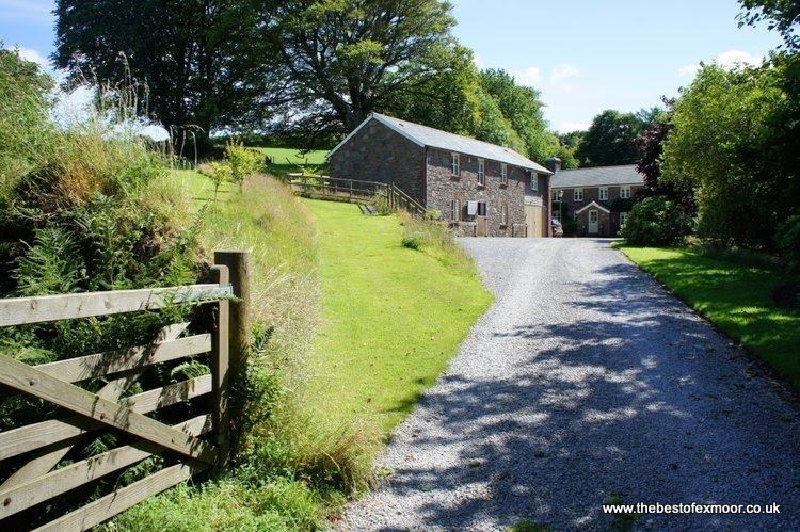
[621,196,694,246]
[661,63,797,249]
[264,0,458,138]
[576,110,647,167]
[54,0,272,153]
[14,227,85,296]
[776,213,800,270]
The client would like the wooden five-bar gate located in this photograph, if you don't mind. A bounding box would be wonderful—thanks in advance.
[0,250,251,531]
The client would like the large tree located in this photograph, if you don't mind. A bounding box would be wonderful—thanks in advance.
[478,69,556,161]
[661,63,796,247]
[738,0,800,50]
[575,109,645,167]
[53,0,275,151]
[264,0,458,137]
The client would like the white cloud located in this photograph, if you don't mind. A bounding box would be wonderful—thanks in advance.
[13,47,49,69]
[678,49,761,78]
[549,63,580,85]
[518,66,542,85]
[678,63,701,78]
[557,121,591,133]
[716,49,759,68]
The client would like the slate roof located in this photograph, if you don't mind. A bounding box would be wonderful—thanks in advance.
[551,164,643,188]
[330,112,552,174]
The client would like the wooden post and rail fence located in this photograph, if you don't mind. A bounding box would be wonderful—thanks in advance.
[0,250,251,532]
[288,174,427,218]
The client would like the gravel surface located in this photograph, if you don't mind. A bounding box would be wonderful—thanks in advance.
[337,238,800,531]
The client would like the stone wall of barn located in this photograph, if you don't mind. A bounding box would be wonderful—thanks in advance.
[328,118,426,204]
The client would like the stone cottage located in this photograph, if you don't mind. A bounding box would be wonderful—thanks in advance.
[549,162,644,237]
[328,112,554,237]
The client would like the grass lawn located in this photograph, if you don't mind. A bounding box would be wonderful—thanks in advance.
[619,245,800,387]
[303,199,493,434]
[251,147,330,178]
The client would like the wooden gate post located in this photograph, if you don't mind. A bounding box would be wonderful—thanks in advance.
[210,264,230,465]
[213,250,252,377]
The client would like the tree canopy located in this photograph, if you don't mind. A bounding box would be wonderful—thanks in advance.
[54,0,278,150]
[661,63,796,247]
[574,109,646,167]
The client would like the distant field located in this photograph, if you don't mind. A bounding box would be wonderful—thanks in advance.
[253,147,328,167]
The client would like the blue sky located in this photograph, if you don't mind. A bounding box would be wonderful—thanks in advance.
[1,0,784,132]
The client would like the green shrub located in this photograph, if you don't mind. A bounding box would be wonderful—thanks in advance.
[776,213,800,271]
[0,49,53,196]
[621,196,693,246]
[207,161,233,201]
[226,140,262,191]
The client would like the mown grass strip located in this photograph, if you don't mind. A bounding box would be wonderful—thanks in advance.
[303,199,493,433]
[618,245,800,387]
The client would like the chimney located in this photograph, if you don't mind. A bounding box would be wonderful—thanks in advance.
[544,157,561,174]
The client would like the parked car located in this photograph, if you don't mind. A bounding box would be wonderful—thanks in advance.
[551,219,564,237]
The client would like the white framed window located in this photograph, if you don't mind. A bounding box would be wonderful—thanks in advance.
[553,210,561,221]
[620,186,630,199]
[500,203,508,226]
[599,187,608,200]
[477,159,485,187]
[552,189,559,200]
[450,198,460,222]
[574,188,583,201]
[500,163,508,185]
[620,212,628,226]
[451,153,460,177]
[530,172,538,191]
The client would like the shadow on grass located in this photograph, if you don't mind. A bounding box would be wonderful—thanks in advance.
[622,247,800,387]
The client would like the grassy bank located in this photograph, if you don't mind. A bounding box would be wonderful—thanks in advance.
[111,174,492,529]
[618,245,800,387]
[303,199,493,433]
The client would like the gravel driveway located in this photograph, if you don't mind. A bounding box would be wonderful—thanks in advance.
[337,238,800,531]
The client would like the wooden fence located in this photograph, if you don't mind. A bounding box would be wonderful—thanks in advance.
[288,174,427,217]
[0,250,251,531]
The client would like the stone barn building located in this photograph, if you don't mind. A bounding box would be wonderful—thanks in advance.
[328,112,554,237]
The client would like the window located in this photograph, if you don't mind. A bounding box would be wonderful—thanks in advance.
[500,203,508,226]
[477,159,485,187]
[620,186,630,199]
[450,199,460,222]
[500,163,508,185]
[477,200,487,216]
[620,212,628,226]
[553,210,561,222]
[530,172,538,191]
[451,153,460,177]
[599,187,608,200]
[552,189,559,201]
[574,188,583,201]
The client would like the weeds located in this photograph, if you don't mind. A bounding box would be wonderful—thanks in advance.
[398,211,476,273]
